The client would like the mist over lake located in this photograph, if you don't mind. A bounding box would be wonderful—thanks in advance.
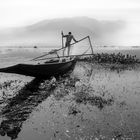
[0,46,140,67]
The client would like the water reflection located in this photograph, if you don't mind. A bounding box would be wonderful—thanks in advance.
[0,78,54,140]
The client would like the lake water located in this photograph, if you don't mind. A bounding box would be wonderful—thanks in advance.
[0,46,140,67]
[0,47,140,140]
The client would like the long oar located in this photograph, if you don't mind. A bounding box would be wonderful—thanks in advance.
[61,31,65,56]
[70,36,89,46]
[31,36,89,61]
[33,53,94,61]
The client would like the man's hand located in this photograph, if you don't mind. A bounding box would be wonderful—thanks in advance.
[61,31,63,36]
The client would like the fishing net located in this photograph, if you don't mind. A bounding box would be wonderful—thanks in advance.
[32,36,93,61]
[69,37,93,56]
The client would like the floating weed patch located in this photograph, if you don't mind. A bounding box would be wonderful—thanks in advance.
[73,91,90,104]
[0,80,26,102]
[87,96,114,110]
[79,52,139,64]
[74,91,114,110]
[51,76,79,101]
[68,105,81,116]
[53,88,69,101]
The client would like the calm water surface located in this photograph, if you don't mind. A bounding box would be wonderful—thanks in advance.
[0,47,139,140]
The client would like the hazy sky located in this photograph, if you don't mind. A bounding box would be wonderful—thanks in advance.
[0,0,140,45]
[0,0,139,27]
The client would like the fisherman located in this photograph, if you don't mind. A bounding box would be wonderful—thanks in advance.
[61,32,78,56]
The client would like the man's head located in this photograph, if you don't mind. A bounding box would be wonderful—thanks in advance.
[68,32,71,35]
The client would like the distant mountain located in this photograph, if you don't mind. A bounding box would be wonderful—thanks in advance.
[0,17,125,47]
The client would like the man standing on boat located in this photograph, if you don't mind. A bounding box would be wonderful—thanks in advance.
[61,32,78,56]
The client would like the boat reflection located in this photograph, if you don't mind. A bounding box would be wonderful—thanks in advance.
[0,78,54,140]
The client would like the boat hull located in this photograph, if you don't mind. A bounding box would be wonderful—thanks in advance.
[0,59,76,78]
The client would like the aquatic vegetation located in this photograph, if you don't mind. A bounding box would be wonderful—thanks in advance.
[0,77,58,140]
[68,105,81,116]
[73,87,114,110]
[0,59,140,140]
[78,52,139,64]
[50,74,114,110]
[0,80,26,103]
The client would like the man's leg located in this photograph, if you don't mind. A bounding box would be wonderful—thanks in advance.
[67,43,71,56]
[64,42,67,56]
[67,47,69,56]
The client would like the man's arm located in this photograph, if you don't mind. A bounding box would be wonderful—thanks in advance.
[61,32,68,38]
[72,36,78,42]
[63,35,68,37]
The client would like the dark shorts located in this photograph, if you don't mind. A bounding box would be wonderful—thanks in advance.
[65,42,70,47]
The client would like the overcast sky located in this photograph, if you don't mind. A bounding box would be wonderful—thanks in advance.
[0,0,140,45]
[0,0,139,27]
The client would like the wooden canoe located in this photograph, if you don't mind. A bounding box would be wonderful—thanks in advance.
[0,59,76,78]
